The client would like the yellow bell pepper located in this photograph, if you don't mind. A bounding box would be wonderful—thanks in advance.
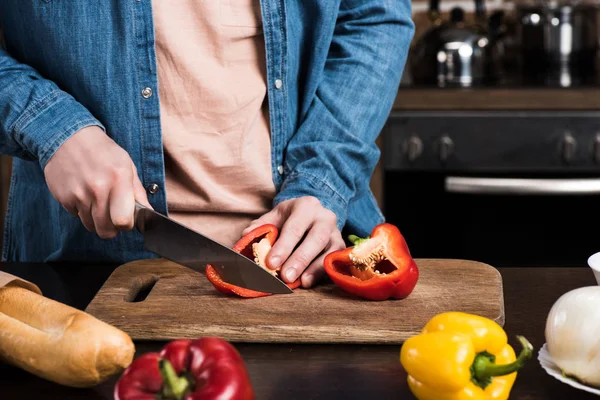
[400,312,533,400]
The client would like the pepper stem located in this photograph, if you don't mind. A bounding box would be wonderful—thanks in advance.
[471,335,534,389]
[348,234,370,246]
[159,358,190,400]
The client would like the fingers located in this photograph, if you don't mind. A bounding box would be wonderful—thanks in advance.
[83,170,142,238]
[244,197,341,284]
[266,203,314,272]
[79,163,142,238]
[109,171,136,231]
[77,205,96,233]
[242,208,284,237]
[300,255,327,289]
[300,231,346,288]
[132,164,152,209]
[62,203,79,217]
[91,194,119,239]
[242,222,264,237]
[279,220,332,283]
[44,126,148,240]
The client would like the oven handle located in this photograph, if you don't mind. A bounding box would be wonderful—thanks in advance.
[445,177,600,195]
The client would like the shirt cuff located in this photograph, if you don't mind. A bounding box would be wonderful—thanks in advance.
[11,89,105,170]
[273,171,349,231]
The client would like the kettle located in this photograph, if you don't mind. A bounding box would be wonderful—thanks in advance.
[409,0,506,87]
[516,1,599,87]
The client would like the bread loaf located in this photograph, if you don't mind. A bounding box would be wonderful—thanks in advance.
[0,286,135,387]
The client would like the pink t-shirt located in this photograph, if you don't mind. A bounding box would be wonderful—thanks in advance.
[152,0,276,247]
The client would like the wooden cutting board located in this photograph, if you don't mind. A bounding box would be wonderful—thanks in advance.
[85,258,504,344]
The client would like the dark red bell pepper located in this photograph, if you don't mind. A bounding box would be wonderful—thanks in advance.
[205,224,301,298]
[323,223,419,301]
[114,337,254,400]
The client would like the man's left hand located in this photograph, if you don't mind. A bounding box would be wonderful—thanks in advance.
[242,196,345,288]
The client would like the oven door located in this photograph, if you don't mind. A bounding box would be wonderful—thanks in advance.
[382,110,600,267]
[383,171,600,267]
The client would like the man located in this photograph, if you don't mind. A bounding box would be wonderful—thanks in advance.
[0,1,414,288]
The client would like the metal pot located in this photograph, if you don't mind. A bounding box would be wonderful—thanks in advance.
[516,1,600,86]
[409,0,506,87]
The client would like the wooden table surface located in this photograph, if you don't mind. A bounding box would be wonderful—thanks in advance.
[0,262,598,399]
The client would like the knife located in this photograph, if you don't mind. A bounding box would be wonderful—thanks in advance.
[133,202,293,294]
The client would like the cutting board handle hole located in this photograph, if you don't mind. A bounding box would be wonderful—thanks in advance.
[127,276,159,303]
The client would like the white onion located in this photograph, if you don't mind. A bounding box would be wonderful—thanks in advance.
[545,286,600,387]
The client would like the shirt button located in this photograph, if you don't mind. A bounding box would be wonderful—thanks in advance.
[142,87,153,98]
[277,165,284,175]
[147,183,159,194]
[275,79,283,89]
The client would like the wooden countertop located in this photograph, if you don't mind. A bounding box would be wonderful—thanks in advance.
[393,87,600,111]
[0,262,598,399]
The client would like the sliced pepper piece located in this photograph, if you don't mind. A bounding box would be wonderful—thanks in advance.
[400,312,534,400]
[323,223,419,301]
[206,224,301,298]
[114,337,254,400]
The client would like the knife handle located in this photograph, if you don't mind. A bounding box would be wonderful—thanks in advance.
[134,201,145,216]
[134,201,146,232]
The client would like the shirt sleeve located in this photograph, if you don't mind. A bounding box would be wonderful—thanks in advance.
[273,0,415,230]
[0,44,105,170]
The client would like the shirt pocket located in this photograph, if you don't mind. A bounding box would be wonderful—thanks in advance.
[220,0,262,28]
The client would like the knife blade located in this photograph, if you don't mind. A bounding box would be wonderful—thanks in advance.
[133,202,293,294]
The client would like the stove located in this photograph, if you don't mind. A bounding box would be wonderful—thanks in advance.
[384,110,600,173]
[381,106,600,268]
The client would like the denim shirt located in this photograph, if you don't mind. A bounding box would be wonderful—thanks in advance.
[0,1,413,263]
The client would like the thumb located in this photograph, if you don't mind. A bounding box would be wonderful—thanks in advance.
[242,208,284,237]
[132,164,153,209]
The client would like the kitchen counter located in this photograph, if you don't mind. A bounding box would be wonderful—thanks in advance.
[0,262,598,399]
[393,87,600,111]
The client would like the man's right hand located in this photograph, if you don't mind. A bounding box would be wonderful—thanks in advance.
[44,126,151,239]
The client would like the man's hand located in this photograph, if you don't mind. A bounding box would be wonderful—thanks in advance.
[242,197,345,288]
[44,126,151,239]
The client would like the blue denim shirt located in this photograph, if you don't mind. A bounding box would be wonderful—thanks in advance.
[0,1,413,263]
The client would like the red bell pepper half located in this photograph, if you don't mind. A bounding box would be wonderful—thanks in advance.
[323,223,419,301]
[114,337,254,400]
[205,224,301,298]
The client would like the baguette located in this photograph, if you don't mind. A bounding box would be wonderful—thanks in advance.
[0,285,135,388]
